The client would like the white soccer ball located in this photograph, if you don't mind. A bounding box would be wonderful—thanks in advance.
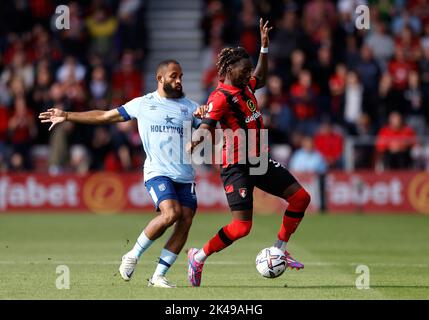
[255,247,287,278]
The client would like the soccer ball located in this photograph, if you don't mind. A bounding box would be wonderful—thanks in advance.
[255,247,287,278]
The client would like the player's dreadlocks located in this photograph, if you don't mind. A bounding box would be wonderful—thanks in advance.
[216,47,250,78]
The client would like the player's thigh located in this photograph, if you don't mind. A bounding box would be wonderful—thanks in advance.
[175,182,198,213]
[254,158,302,199]
[145,176,180,212]
[220,165,254,211]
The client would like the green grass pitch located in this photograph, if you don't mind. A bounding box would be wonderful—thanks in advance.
[0,213,428,300]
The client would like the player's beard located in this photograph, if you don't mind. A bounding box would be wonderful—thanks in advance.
[163,82,184,98]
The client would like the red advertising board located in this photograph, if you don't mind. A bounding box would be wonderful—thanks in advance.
[1,171,427,214]
[0,172,227,214]
[326,171,429,214]
[0,172,319,214]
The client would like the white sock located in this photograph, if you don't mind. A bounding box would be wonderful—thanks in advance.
[153,248,178,277]
[274,239,287,251]
[129,230,153,259]
[194,248,207,263]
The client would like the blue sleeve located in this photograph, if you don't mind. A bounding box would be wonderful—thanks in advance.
[121,97,142,120]
[117,106,131,121]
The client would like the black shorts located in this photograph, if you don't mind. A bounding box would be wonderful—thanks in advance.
[220,158,298,211]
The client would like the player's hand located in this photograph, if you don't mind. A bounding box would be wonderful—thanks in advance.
[38,108,67,131]
[260,18,273,48]
[193,105,209,119]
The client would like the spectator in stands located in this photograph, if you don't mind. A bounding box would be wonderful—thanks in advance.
[86,5,118,62]
[355,45,380,113]
[376,111,418,169]
[270,8,303,71]
[303,0,336,44]
[201,35,224,99]
[419,44,429,107]
[238,6,259,60]
[32,24,62,64]
[69,144,90,174]
[312,45,334,118]
[290,69,319,135]
[32,62,53,144]
[88,65,110,109]
[421,22,429,49]
[56,56,86,84]
[348,113,376,169]
[90,126,114,171]
[388,45,417,92]
[314,120,344,169]
[404,70,427,136]
[57,1,87,59]
[377,72,401,124]
[364,20,395,71]
[0,103,9,172]
[284,49,306,89]
[1,49,34,90]
[329,63,347,123]
[289,135,327,174]
[391,9,422,36]
[343,70,363,131]
[344,34,361,70]
[8,97,37,170]
[395,25,421,62]
[117,0,145,53]
[111,50,143,105]
[265,74,292,142]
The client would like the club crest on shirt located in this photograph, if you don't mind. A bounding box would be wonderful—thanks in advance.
[239,188,247,198]
[158,183,166,192]
[246,100,257,112]
[180,106,188,116]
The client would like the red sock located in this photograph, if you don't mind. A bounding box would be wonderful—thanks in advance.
[278,216,302,242]
[203,220,252,256]
[277,188,310,242]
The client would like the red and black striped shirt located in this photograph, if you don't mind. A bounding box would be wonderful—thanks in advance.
[202,77,267,167]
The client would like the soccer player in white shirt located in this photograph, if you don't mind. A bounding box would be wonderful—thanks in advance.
[39,60,207,288]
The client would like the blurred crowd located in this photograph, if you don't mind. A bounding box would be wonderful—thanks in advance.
[1,0,429,174]
[201,0,429,171]
[0,0,147,173]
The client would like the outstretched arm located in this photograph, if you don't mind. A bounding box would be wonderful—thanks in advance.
[39,108,125,131]
[252,18,273,89]
[187,123,215,153]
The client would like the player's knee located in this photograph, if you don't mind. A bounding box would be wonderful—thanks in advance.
[161,207,182,227]
[178,214,194,230]
[225,220,253,240]
[287,188,311,213]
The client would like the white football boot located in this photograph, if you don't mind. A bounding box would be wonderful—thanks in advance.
[147,275,177,288]
[119,253,138,281]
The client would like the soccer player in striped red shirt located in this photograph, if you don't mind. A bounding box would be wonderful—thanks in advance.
[187,19,311,287]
